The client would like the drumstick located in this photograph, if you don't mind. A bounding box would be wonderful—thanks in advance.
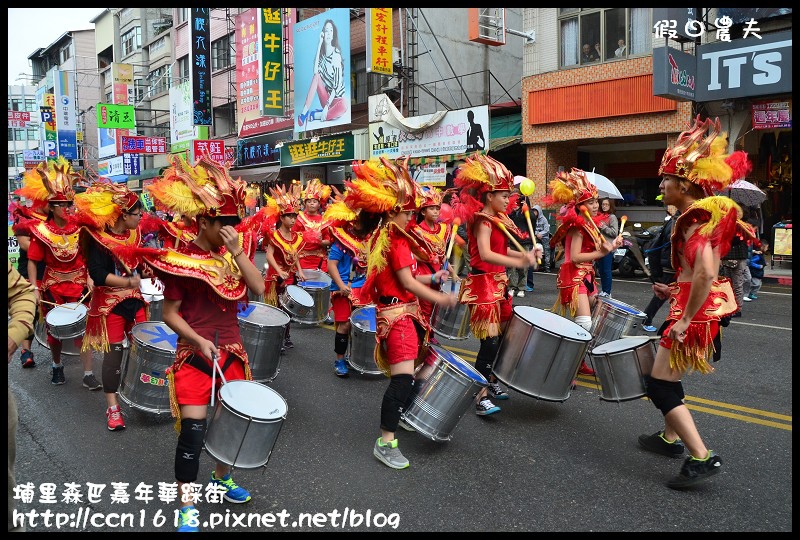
[442,218,461,273]
[618,215,628,237]
[521,204,542,265]
[578,205,604,243]
[490,216,527,254]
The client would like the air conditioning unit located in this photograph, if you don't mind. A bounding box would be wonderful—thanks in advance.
[392,47,401,65]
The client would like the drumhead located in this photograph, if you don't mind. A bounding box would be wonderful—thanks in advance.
[599,296,646,316]
[513,306,592,342]
[592,335,653,355]
[237,301,290,326]
[140,278,165,296]
[46,303,88,325]
[220,380,287,420]
[431,345,487,384]
[350,305,376,332]
[131,321,178,352]
[286,285,314,307]
[298,270,332,288]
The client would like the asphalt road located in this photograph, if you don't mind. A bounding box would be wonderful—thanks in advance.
[8,256,792,532]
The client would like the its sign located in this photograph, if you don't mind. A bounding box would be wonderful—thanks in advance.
[97,103,136,129]
[281,133,355,167]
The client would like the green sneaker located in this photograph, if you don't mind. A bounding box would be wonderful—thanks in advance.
[373,438,410,469]
[210,472,252,504]
[177,505,200,532]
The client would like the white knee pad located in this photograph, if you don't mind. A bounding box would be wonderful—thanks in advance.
[574,315,593,332]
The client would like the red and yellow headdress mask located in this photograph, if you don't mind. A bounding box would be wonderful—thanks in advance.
[344,156,420,214]
[146,154,247,219]
[16,156,81,203]
[659,115,752,196]
[266,182,303,216]
[419,186,445,209]
[454,153,514,196]
[302,178,332,204]
[74,182,139,229]
[545,168,598,207]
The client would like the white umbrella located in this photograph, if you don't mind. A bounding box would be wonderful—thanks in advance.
[584,169,624,200]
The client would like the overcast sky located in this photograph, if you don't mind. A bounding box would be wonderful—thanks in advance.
[8,8,104,86]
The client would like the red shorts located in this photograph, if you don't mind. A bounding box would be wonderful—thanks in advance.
[173,350,247,406]
[331,294,353,323]
[106,308,147,343]
[499,295,513,322]
[383,317,421,365]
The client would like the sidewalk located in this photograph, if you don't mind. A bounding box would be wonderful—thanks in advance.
[764,253,792,286]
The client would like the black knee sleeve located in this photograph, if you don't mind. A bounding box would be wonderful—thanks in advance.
[645,377,685,416]
[175,418,207,483]
[380,374,415,433]
[475,336,501,380]
[334,332,349,355]
[102,344,125,393]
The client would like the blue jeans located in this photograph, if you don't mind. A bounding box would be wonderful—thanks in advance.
[598,251,614,294]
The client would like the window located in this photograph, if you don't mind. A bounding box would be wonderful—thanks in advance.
[559,8,651,68]
[59,44,72,64]
[121,27,142,56]
[351,55,390,106]
[211,34,234,72]
[26,99,37,112]
[133,79,147,103]
[176,8,189,24]
[150,36,167,55]
[27,127,38,140]
[175,57,190,86]
[10,98,23,111]
[8,153,16,167]
[148,65,169,96]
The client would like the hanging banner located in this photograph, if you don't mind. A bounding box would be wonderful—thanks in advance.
[169,81,209,153]
[193,139,226,163]
[366,8,393,75]
[121,136,168,154]
[54,70,78,160]
[190,8,212,126]
[259,7,285,117]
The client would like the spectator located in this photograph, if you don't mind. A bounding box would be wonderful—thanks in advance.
[596,198,618,297]
[581,43,599,63]
[507,198,534,297]
[532,204,552,273]
[743,242,767,302]
[614,38,626,58]
[718,228,750,318]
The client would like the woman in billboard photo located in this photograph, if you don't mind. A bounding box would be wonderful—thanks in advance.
[297,19,347,128]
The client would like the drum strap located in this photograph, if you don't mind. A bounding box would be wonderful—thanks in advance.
[183,353,236,378]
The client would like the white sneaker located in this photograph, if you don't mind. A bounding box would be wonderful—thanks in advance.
[743,296,752,302]
[516,290,525,298]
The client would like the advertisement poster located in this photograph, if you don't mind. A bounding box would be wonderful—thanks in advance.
[293,8,351,133]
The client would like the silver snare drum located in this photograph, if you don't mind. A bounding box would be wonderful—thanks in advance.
[293,269,332,324]
[204,380,287,469]
[237,301,289,383]
[45,303,88,340]
[430,279,470,340]
[279,284,314,320]
[590,336,656,402]
[34,318,80,356]
[402,345,487,442]
[590,296,646,348]
[118,321,177,415]
[348,305,382,375]
[493,306,592,402]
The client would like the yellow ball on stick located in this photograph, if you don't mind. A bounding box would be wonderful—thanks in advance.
[519,178,535,197]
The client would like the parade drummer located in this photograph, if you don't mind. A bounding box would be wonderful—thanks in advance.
[343,156,456,470]
[144,155,265,532]
[75,182,154,432]
[322,187,377,377]
[15,157,99,389]
[409,186,456,332]
[294,178,333,272]
[545,168,622,376]
[262,183,306,351]
[637,116,755,489]
[454,154,539,416]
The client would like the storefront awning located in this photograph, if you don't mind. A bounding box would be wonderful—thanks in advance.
[488,135,522,152]
[231,163,280,184]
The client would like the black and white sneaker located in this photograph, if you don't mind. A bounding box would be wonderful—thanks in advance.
[667,451,722,489]
[475,397,500,416]
[487,382,509,400]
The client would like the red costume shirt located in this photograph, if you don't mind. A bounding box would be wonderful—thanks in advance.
[468,217,507,273]
[27,220,87,299]
[373,234,417,304]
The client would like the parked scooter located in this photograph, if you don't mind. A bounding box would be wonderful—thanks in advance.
[613,223,661,277]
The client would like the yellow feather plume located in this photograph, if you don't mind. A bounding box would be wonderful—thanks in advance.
[146,178,205,217]
[74,186,122,229]
[322,200,357,223]
[548,177,577,204]
[367,226,392,276]
[694,196,741,237]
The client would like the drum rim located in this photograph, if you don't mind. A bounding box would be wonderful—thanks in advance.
[591,336,655,355]
[597,296,646,316]
[284,285,314,307]
[219,380,288,419]
[510,307,592,343]
[431,345,488,384]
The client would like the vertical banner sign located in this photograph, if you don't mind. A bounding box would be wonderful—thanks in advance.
[112,62,136,154]
[292,8,351,133]
[236,9,260,124]
[190,8,212,126]
[260,8,285,117]
[367,9,393,75]
[170,81,209,154]
[54,70,78,160]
